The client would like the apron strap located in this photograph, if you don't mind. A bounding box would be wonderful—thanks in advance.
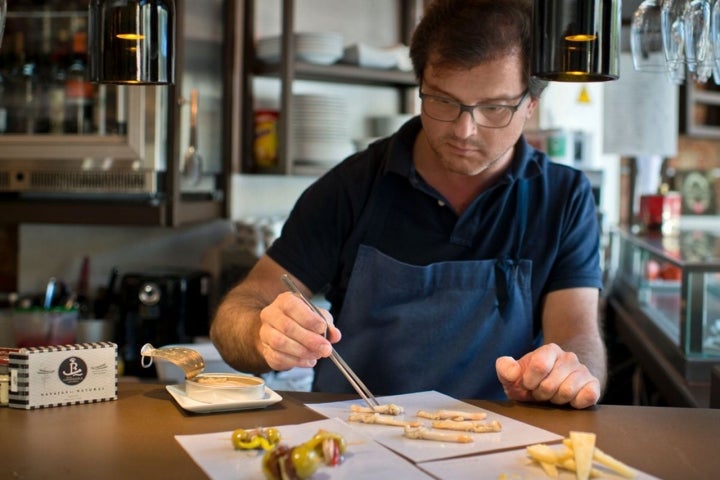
[496,179,529,311]
[514,178,528,260]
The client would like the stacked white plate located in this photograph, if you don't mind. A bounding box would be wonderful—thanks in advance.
[256,32,344,65]
[290,94,354,170]
[342,43,399,69]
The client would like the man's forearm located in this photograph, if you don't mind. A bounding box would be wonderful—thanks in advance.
[210,286,272,374]
[560,332,608,391]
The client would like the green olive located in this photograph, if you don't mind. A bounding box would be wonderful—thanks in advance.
[231,428,252,449]
[265,427,281,445]
[262,444,289,480]
[306,430,347,461]
[232,427,281,451]
[290,443,321,479]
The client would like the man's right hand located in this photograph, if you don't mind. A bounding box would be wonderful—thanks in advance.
[257,291,340,371]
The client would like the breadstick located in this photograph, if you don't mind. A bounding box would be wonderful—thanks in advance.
[431,419,502,433]
[350,403,404,415]
[348,412,421,428]
[416,409,487,421]
[403,426,474,443]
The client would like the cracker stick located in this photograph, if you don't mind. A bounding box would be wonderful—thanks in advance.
[350,403,404,415]
[432,419,502,433]
[348,412,421,428]
[403,426,474,443]
[416,409,487,421]
[526,443,560,465]
[561,458,603,478]
[593,446,638,479]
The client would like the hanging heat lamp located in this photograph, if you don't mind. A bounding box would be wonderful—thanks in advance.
[89,0,175,85]
[531,0,621,82]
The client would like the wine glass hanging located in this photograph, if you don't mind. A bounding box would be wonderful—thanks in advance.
[632,0,720,84]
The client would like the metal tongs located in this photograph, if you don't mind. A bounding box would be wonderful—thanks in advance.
[281,274,379,409]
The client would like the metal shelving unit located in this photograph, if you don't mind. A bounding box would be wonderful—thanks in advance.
[241,0,422,175]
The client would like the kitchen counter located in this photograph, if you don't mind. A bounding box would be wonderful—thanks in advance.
[2,381,719,479]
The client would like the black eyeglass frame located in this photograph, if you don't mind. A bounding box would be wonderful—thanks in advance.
[418,88,530,128]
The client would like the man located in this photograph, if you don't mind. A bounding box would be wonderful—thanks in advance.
[211,0,605,409]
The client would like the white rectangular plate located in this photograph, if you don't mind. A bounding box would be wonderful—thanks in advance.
[166,384,282,413]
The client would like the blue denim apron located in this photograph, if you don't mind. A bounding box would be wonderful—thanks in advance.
[313,178,534,399]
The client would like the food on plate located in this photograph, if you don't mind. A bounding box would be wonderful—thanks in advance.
[525,443,561,478]
[348,412,422,427]
[570,431,595,480]
[185,372,266,403]
[402,425,474,443]
[431,419,502,433]
[416,409,487,421]
[350,403,404,415]
[526,431,637,480]
[231,427,281,451]
[193,375,261,386]
[262,429,347,480]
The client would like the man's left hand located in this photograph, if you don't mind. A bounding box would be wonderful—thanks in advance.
[495,343,601,409]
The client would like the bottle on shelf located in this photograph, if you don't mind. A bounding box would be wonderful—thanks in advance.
[1,32,31,134]
[47,28,70,134]
[64,29,95,134]
[20,43,40,134]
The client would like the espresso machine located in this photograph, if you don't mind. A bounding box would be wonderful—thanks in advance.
[118,267,212,377]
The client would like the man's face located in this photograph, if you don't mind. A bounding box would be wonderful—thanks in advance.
[419,54,537,177]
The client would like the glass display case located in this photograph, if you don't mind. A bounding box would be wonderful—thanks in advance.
[609,227,720,382]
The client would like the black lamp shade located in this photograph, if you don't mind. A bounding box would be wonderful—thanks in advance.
[89,0,175,85]
[532,0,620,82]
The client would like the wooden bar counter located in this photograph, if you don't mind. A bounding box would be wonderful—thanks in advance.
[1,381,719,479]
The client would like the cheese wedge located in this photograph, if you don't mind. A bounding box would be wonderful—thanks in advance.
[569,431,596,480]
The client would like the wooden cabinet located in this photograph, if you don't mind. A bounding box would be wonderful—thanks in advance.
[0,0,236,227]
[240,0,421,175]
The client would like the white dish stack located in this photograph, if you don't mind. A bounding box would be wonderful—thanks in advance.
[290,94,354,175]
[256,32,344,65]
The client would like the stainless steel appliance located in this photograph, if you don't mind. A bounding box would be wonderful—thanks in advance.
[117,267,211,377]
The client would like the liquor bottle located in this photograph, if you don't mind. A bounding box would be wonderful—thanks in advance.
[48,29,70,134]
[64,30,95,134]
[0,33,20,133]
[2,31,33,134]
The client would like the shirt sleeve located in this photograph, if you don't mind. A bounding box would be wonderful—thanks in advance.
[265,152,377,293]
[545,171,603,293]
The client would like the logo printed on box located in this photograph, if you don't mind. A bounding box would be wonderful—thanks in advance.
[59,357,87,385]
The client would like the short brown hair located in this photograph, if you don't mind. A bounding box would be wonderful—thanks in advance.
[409,0,546,98]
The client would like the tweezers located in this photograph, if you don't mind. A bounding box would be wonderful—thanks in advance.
[281,273,380,409]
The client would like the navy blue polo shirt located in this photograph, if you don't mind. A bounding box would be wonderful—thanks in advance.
[267,116,602,333]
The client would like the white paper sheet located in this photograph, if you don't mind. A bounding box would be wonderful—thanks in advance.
[418,443,662,480]
[306,390,564,463]
[175,417,433,480]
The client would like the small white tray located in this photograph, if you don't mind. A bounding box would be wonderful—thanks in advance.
[166,384,282,413]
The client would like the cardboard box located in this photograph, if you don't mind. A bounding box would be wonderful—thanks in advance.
[8,342,118,409]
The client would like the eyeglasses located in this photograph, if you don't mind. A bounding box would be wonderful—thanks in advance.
[418,89,530,128]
